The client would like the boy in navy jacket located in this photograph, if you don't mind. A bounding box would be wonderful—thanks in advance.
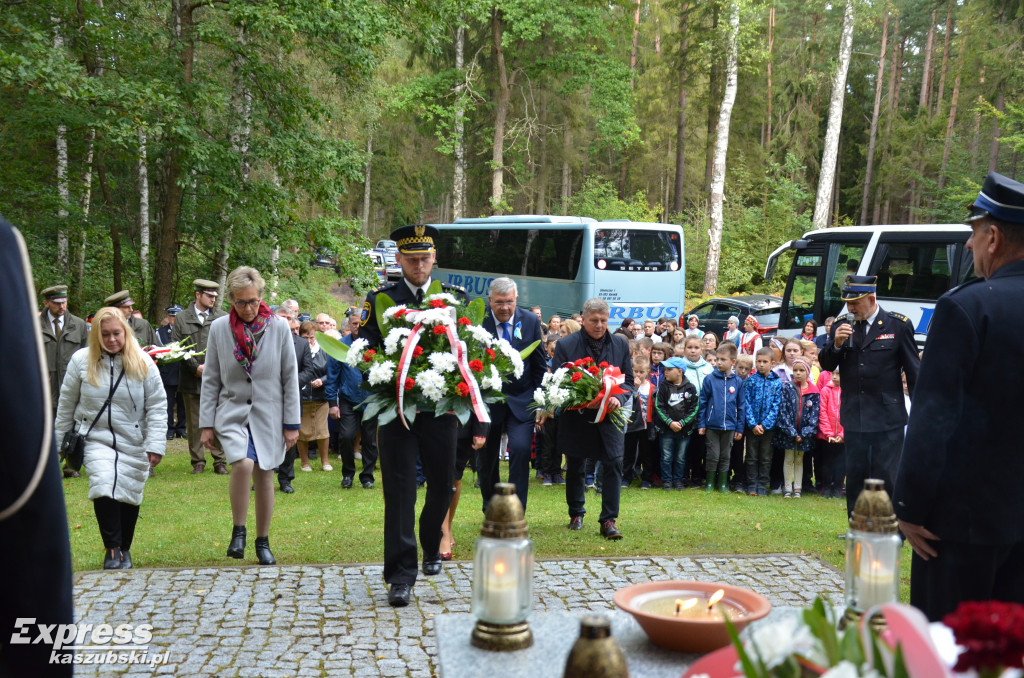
[697,342,746,492]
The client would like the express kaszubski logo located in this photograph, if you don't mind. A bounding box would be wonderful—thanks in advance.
[11,618,170,667]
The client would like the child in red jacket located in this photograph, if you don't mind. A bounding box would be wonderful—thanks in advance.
[817,369,844,499]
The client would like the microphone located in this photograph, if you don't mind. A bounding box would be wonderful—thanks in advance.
[845,312,856,350]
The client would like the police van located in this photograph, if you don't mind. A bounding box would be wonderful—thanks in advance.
[431,215,686,323]
[765,224,974,345]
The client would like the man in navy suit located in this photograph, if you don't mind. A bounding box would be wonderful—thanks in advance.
[479,277,548,512]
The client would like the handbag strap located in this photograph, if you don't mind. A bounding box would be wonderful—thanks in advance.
[84,368,125,436]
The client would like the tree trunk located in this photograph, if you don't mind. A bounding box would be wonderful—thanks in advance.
[937,33,966,191]
[934,0,954,118]
[453,24,467,221]
[97,157,122,292]
[765,3,774,150]
[812,0,854,228]
[918,11,935,111]
[703,2,722,198]
[971,67,985,172]
[702,1,739,296]
[671,3,690,215]
[537,94,548,213]
[138,128,150,279]
[491,8,510,214]
[859,11,888,224]
[989,91,1004,173]
[561,124,572,212]
[362,133,373,234]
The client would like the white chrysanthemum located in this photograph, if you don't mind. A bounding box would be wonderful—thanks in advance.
[382,305,409,323]
[428,352,458,373]
[545,367,569,388]
[496,339,526,379]
[481,364,503,391]
[415,369,447,402]
[532,388,546,406]
[746,615,821,670]
[346,338,369,367]
[367,360,396,386]
[384,328,412,355]
[819,662,867,678]
[425,292,459,306]
[466,325,494,346]
[548,387,570,407]
[407,307,455,327]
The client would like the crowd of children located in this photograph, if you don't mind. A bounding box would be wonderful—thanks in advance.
[537,314,847,498]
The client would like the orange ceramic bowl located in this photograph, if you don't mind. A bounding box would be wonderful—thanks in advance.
[613,580,772,653]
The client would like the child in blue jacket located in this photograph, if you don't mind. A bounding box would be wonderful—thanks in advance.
[697,343,746,492]
[742,347,781,496]
[775,357,820,498]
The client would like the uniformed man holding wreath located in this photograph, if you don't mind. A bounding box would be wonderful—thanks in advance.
[818,274,920,516]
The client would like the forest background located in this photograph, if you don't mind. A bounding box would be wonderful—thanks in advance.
[3,0,1023,321]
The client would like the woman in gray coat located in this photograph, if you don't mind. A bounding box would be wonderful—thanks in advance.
[200,267,300,565]
[55,307,167,569]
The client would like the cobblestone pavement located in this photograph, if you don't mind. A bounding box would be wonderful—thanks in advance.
[71,554,843,677]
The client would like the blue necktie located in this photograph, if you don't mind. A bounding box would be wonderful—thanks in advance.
[500,322,511,342]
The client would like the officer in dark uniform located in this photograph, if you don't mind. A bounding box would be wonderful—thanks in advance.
[893,172,1024,621]
[104,289,159,347]
[818,274,920,516]
[360,224,466,608]
[156,305,187,440]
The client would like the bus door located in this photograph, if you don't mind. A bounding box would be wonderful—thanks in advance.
[779,237,870,331]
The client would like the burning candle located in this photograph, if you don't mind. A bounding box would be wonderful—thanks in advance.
[641,590,740,620]
[707,589,725,615]
[855,559,895,611]
[483,557,520,621]
[675,598,697,616]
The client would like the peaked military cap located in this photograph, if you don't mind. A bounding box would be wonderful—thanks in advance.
[967,172,1024,225]
[165,304,184,315]
[390,224,438,254]
[193,279,219,292]
[104,290,134,307]
[40,285,68,301]
[841,275,877,301]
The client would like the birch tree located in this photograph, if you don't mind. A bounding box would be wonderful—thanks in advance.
[859,11,888,224]
[453,24,467,221]
[812,0,854,228]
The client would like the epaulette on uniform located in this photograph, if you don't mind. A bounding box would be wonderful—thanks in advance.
[888,311,911,323]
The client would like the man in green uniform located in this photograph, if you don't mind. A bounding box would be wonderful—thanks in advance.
[104,290,159,347]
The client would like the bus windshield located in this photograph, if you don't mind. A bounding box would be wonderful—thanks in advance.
[594,228,681,272]
[435,228,585,280]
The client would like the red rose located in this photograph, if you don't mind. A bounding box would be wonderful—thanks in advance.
[583,357,594,364]
[363,349,376,362]
[599,361,609,368]
[456,382,470,397]
[588,366,599,375]
[413,346,424,357]
[469,359,484,373]
[486,348,496,360]
[573,359,586,367]
[571,372,583,383]
[394,308,407,318]
[458,317,472,325]
[404,378,415,391]
[944,601,1024,673]
[433,325,447,335]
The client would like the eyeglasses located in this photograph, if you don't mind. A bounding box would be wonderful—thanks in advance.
[233,299,261,309]
[491,300,516,307]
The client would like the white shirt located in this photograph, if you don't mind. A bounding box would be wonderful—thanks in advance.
[403,278,431,302]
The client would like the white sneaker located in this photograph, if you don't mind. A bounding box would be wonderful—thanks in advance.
[322,464,333,471]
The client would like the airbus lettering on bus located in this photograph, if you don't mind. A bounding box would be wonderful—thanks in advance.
[431,215,686,322]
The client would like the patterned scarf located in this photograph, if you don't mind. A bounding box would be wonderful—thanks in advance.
[229,301,273,373]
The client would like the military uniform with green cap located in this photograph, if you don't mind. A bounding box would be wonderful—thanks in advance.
[171,279,228,473]
[104,290,159,347]
[819,273,920,516]
[39,284,88,414]
[359,224,467,608]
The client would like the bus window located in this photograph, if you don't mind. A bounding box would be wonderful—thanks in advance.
[822,243,867,319]
[594,229,681,271]
[785,271,819,329]
[874,242,953,300]
[435,228,584,280]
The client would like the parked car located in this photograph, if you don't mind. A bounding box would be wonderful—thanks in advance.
[687,295,785,339]
[375,239,397,254]
[363,250,386,284]
[311,247,340,274]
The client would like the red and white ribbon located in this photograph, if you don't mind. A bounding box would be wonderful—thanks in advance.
[591,366,627,423]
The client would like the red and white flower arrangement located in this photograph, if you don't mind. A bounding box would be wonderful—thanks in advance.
[144,340,205,365]
[531,356,629,429]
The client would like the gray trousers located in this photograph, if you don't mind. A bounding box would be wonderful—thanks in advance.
[745,429,774,492]
[183,393,224,466]
[704,429,735,475]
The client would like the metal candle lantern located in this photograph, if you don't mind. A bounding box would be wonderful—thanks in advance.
[471,483,534,651]
[843,479,902,629]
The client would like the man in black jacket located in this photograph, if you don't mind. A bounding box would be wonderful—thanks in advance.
[274,304,312,494]
[818,275,920,515]
[893,172,1024,620]
[156,305,187,441]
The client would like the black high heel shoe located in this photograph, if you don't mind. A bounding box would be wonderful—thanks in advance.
[120,550,133,569]
[226,525,246,559]
[103,547,123,570]
[254,536,275,565]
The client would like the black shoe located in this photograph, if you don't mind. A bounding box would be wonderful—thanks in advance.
[568,515,583,531]
[422,558,442,576]
[103,547,123,570]
[120,550,133,569]
[166,431,175,441]
[600,520,623,540]
[280,481,294,494]
[388,583,412,607]
[342,476,353,489]
[362,480,374,489]
[226,525,246,559]
[255,536,275,565]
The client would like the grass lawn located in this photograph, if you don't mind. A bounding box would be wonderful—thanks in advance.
[63,439,913,598]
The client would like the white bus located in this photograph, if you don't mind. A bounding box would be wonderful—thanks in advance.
[764,225,974,343]
[430,215,686,322]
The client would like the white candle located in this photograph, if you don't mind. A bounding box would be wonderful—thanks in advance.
[483,558,520,621]
[856,559,895,610]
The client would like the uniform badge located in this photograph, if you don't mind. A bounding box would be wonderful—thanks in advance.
[359,301,371,327]
[414,224,426,237]
[877,333,895,340]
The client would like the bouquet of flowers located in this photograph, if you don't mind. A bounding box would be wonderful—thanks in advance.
[318,282,539,429]
[144,340,205,365]
[943,601,1024,678]
[531,356,630,430]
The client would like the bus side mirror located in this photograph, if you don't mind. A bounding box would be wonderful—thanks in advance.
[792,239,809,251]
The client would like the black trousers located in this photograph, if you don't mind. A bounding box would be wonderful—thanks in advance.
[164,385,186,434]
[93,496,140,551]
[844,427,904,515]
[566,455,622,523]
[540,419,561,476]
[622,431,651,484]
[478,404,535,511]
[378,413,457,586]
[729,434,745,486]
[337,401,378,483]
[277,445,297,485]
[818,440,845,493]
[910,540,1024,621]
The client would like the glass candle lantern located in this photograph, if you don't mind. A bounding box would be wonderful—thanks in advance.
[471,483,534,651]
[844,479,902,627]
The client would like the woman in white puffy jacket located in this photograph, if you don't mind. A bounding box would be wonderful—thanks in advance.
[55,307,166,570]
